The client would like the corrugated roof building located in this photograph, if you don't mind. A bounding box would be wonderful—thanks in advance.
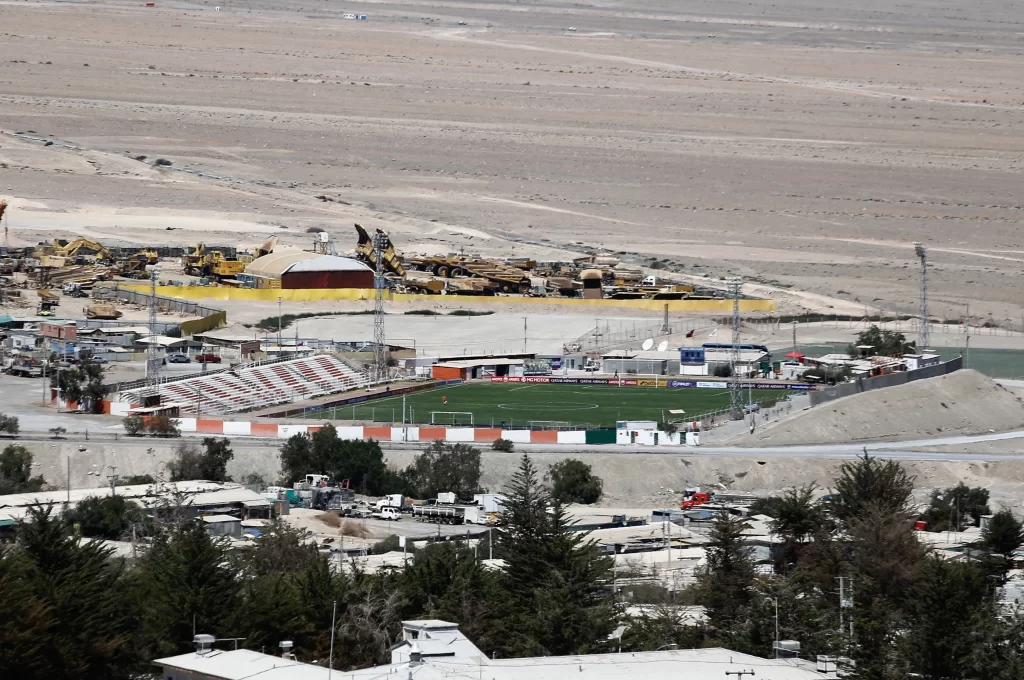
[244,248,373,289]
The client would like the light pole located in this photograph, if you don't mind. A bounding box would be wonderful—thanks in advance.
[277,296,283,352]
[766,596,779,657]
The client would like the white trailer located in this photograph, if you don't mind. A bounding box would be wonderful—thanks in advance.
[473,494,506,513]
[436,492,457,505]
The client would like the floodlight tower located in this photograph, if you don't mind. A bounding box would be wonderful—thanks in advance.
[914,242,929,351]
[727,276,744,419]
[146,264,162,385]
[372,232,388,382]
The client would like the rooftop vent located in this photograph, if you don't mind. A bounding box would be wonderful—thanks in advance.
[194,634,216,656]
[280,640,296,661]
[409,643,423,667]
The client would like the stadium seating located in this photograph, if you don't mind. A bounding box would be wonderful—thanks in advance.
[119,355,369,415]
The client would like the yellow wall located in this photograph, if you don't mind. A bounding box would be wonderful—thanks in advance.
[126,285,776,313]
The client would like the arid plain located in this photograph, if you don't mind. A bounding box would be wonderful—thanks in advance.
[1,0,1023,322]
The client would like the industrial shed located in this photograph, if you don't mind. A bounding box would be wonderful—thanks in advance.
[243,247,373,289]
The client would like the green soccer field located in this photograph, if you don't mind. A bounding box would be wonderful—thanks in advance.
[307,382,791,428]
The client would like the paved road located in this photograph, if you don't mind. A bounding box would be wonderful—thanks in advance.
[8,429,1024,462]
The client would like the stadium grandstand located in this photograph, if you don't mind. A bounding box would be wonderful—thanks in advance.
[118,355,369,416]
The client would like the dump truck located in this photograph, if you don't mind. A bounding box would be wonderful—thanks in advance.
[354,224,405,277]
[408,255,531,294]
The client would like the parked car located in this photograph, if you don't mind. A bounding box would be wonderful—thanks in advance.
[196,354,221,364]
[168,353,191,363]
[90,356,108,364]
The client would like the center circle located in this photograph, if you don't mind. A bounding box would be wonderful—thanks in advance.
[495,402,600,411]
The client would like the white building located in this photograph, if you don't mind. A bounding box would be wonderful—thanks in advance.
[155,620,841,680]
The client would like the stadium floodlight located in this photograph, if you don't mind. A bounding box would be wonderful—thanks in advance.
[913,242,928,350]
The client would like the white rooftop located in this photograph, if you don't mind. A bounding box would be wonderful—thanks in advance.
[201,514,242,524]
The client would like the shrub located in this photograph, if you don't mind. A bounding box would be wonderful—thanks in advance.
[492,438,515,452]
[547,459,603,505]
[712,364,732,378]
[0,413,19,434]
[147,415,180,438]
[123,415,145,436]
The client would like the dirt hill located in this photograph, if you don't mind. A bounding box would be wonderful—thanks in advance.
[727,369,1024,447]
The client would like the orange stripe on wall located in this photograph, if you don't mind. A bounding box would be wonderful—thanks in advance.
[419,427,447,441]
[364,426,391,440]
[251,423,279,438]
[530,430,559,444]
[196,419,224,434]
[474,428,503,442]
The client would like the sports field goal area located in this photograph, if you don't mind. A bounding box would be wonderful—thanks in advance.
[306,381,791,428]
[430,411,474,425]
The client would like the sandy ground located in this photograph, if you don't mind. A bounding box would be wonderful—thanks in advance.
[1,0,1022,326]
[13,437,1024,514]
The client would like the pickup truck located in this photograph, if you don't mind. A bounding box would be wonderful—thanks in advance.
[196,354,222,364]
[372,507,401,521]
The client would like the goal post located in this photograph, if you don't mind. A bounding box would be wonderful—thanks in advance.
[430,411,475,426]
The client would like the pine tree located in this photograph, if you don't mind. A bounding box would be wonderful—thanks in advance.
[497,455,617,657]
[133,520,241,660]
[697,510,756,629]
[13,505,135,678]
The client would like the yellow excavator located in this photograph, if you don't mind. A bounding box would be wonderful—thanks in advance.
[35,237,111,267]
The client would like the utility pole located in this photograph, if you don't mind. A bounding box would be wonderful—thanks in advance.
[661,303,670,335]
[523,316,527,353]
[147,264,162,385]
[792,320,797,359]
[277,296,283,352]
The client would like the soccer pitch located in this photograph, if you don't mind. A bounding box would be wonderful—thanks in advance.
[308,382,790,428]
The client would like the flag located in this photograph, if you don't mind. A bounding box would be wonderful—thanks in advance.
[709,328,718,337]
[685,329,695,338]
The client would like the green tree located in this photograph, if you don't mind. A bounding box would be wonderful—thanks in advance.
[122,415,144,436]
[134,520,241,660]
[849,325,915,357]
[0,412,19,434]
[979,509,1024,580]
[66,495,150,540]
[167,437,233,482]
[920,483,991,532]
[547,458,603,504]
[12,505,136,678]
[0,444,46,494]
[618,605,705,652]
[278,425,390,494]
[829,453,914,526]
[696,511,756,629]
[409,441,482,500]
[0,549,56,677]
[497,454,617,657]
[901,556,992,679]
[769,484,824,544]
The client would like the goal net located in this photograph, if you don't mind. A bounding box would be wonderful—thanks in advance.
[430,411,475,426]
[528,420,574,430]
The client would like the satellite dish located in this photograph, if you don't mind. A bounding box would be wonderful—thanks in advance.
[642,338,654,351]
[657,340,669,352]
